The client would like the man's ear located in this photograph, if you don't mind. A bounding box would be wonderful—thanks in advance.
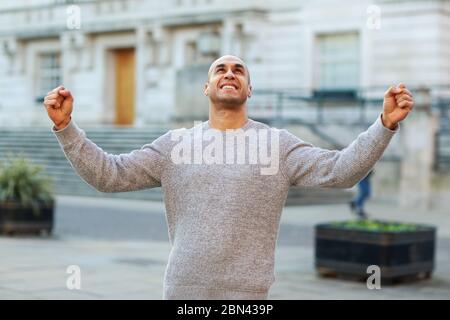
[247,85,253,98]
[204,83,209,96]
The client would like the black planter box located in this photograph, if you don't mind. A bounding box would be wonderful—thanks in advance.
[0,200,54,235]
[315,221,436,284]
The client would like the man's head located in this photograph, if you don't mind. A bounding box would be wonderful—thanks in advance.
[204,55,252,108]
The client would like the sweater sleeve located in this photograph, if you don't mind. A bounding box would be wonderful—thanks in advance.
[280,114,398,188]
[53,119,171,192]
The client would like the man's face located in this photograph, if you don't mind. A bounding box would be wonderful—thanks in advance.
[204,56,252,107]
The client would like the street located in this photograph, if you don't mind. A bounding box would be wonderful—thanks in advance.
[1,195,450,299]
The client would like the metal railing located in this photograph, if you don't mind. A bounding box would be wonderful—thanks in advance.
[249,86,450,126]
[249,87,387,127]
[249,86,450,170]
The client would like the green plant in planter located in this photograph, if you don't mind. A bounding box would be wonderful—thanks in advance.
[0,154,54,215]
[331,219,424,232]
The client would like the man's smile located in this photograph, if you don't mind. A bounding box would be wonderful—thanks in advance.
[219,83,239,91]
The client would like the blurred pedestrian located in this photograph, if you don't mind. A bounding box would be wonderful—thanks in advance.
[350,170,374,219]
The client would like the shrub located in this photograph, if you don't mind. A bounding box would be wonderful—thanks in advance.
[0,154,54,215]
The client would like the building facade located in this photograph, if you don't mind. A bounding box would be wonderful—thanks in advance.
[0,0,449,127]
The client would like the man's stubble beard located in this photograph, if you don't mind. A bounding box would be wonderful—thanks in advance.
[209,94,248,109]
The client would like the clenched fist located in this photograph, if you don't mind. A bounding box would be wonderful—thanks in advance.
[43,85,73,130]
[382,83,414,130]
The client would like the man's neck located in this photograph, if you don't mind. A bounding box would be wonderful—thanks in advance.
[208,106,248,131]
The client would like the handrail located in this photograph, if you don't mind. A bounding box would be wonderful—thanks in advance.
[249,86,450,127]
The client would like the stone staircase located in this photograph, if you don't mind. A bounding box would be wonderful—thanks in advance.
[436,126,450,171]
[0,126,167,201]
[0,126,354,206]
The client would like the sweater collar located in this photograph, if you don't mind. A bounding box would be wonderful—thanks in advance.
[203,119,254,132]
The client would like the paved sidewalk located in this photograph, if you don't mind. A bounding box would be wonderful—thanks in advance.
[1,196,449,300]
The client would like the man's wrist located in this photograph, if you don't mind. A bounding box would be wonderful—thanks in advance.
[55,117,71,131]
[381,113,398,130]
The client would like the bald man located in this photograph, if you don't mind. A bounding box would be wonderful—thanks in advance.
[43,55,413,300]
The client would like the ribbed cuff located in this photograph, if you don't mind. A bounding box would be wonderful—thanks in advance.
[52,119,84,147]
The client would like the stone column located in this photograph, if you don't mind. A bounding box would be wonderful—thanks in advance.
[241,20,262,62]
[221,19,235,55]
[60,33,75,89]
[135,25,150,127]
[2,37,25,75]
[399,88,438,210]
[153,24,170,66]
[60,32,86,88]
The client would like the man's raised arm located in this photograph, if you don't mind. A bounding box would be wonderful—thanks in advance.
[280,83,414,188]
[43,86,171,193]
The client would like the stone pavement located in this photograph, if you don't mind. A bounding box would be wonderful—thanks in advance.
[1,195,449,300]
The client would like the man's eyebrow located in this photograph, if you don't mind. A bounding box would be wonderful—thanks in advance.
[214,63,246,71]
[214,64,225,70]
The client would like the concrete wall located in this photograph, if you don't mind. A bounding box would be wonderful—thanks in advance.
[174,63,210,121]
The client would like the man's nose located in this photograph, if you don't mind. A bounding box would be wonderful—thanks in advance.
[224,69,235,79]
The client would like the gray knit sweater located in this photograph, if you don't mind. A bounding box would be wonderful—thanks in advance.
[53,115,398,299]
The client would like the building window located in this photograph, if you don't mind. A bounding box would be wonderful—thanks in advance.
[185,41,199,66]
[36,52,61,102]
[315,32,360,98]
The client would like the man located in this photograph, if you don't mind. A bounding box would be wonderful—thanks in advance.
[43,55,413,299]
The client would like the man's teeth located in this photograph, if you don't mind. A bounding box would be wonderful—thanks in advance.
[223,85,235,89]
